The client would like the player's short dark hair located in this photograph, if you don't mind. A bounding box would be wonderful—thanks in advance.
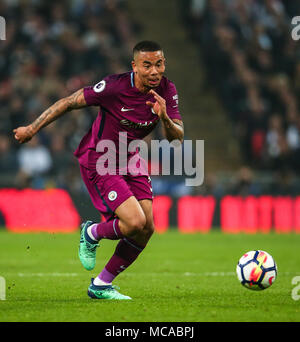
[133,41,163,56]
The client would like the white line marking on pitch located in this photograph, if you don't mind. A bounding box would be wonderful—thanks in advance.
[11,271,298,278]
[15,272,236,277]
[17,273,79,277]
[14,272,236,278]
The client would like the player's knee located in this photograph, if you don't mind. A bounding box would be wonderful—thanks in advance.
[144,221,155,238]
[128,213,147,235]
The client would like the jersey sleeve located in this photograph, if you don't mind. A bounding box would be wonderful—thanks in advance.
[165,81,182,121]
[83,76,115,106]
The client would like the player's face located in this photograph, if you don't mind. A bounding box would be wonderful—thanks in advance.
[132,50,165,92]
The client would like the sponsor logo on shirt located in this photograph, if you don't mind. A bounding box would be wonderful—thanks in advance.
[120,119,157,129]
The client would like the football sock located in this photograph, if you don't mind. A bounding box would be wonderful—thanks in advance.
[93,276,111,286]
[89,218,123,241]
[87,226,98,242]
[97,238,146,283]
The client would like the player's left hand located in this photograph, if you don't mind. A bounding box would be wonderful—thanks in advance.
[146,89,167,119]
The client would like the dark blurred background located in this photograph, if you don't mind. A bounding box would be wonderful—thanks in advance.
[1,0,300,221]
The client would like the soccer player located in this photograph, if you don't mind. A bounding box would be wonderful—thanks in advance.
[13,41,184,300]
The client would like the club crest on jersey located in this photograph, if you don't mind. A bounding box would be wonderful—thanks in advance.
[120,119,156,129]
[93,80,106,93]
[108,191,117,201]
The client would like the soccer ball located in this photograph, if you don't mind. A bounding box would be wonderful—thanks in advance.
[236,250,277,290]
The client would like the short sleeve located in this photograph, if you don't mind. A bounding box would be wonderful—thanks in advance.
[165,81,182,121]
[83,77,114,106]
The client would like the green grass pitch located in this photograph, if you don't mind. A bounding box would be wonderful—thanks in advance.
[0,228,299,322]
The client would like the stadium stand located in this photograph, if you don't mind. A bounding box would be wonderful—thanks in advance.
[185,0,300,174]
[0,0,138,191]
[1,0,300,203]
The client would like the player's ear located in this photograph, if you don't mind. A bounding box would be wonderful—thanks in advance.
[131,60,137,73]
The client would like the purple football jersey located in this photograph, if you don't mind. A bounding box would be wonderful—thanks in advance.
[74,72,181,172]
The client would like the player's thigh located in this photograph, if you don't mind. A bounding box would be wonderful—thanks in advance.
[124,174,154,236]
[80,164,142,223]
[114,196,146,234]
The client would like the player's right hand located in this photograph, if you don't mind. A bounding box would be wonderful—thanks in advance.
[13,126,33,144]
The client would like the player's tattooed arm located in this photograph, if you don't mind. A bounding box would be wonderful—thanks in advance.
[13,88,87,144]
[161,117,184,144]
[146,89,184,143]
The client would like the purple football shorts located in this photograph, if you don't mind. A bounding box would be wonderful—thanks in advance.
[79,164,153,221]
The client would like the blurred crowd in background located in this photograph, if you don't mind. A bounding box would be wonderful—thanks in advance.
[0,0,139,192]
[188,0,300,173]
[1,0,300,198]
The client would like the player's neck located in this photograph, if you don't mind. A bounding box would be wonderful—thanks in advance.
[133,73,150,94]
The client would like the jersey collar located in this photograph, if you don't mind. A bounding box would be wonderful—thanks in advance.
[130,72,134,87]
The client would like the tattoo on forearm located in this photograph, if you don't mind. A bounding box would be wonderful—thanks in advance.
[31,108,52,130]
[66,89,85,109]
[161,117,184,142]
[30,89,86,134]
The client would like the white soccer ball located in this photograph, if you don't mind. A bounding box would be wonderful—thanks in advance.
[236,250,277,290]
